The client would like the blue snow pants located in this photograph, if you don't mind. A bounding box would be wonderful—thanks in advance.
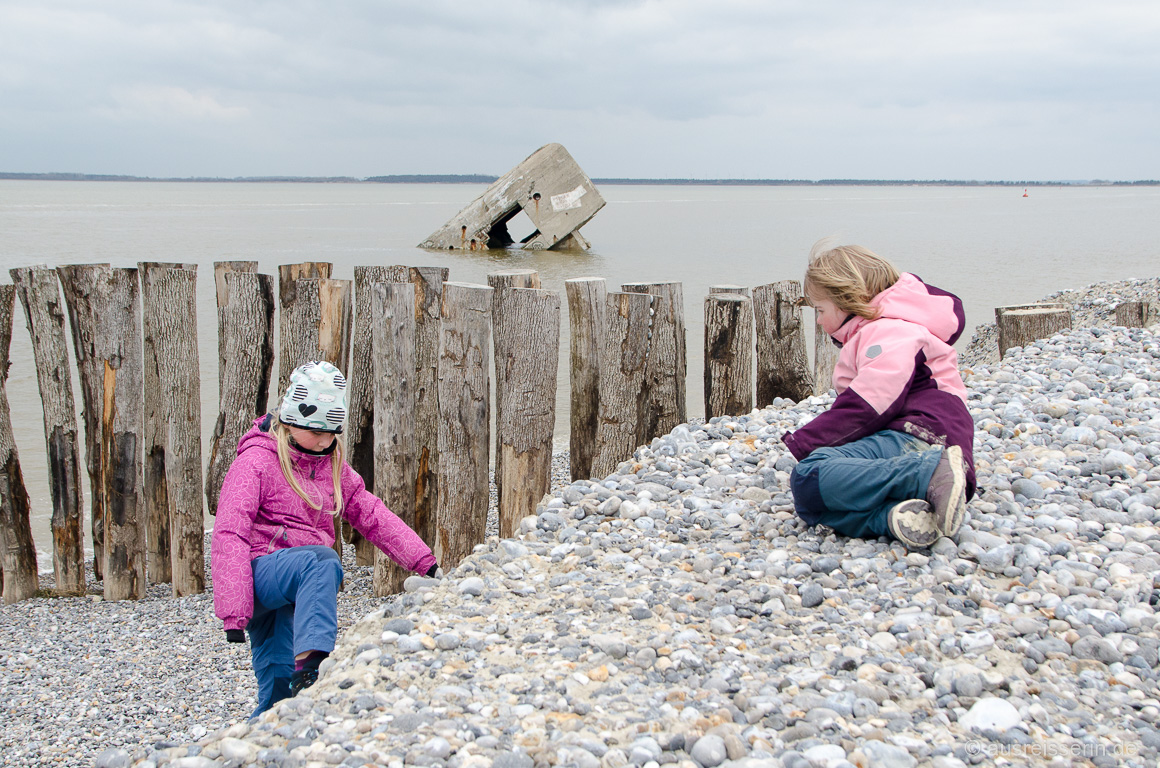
[789,430,944,541]
[247,545,343,718]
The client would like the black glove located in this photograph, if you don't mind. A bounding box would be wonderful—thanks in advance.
[426,563,440,578]
[225,629,246,644]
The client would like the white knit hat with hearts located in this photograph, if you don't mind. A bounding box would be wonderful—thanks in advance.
[278,361,348,433]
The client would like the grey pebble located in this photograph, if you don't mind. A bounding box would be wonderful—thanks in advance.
[799,583,825,608]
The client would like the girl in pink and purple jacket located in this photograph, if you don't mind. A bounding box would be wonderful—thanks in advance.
[211,361,437,717]
[783,241,976,551]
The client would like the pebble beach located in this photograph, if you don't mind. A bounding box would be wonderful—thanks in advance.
[5,278,1160,768]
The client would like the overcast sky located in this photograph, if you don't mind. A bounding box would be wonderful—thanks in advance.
[2,0,1158,181]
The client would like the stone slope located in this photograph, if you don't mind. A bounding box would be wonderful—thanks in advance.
[107,322,1160,768]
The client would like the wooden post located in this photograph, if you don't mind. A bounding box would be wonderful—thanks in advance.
[1114,301,1157,328]
[10,267,84,595]
[99,268,146,601]
[57,263,112,579]
[371,282,416,596]
[139,261,195,584]
[0,286,38,604]
[214,261,258,395]
[754,281,813,404]
[280,278,352,378]
[704,293,754,419]
[592,292,652,478]
[709,285,749,296]
[151,269,205,596]
[623,281,686,442]
[206,270,275,514]
[488,269,541,508]
[435,282,492,570]
[409,266,449,547]
[813,309,840,396]
[276,262,333,398]
[565,278,606,481]
[995,303,1072,358]
[494,287,560,539]
[280,276,351,561]
[348,265,409,566]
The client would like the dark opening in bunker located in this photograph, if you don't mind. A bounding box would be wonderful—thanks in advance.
[487,206,540,249]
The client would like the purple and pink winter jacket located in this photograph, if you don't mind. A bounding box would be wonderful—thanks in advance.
[782,273,977,497]
[211,416,437,631]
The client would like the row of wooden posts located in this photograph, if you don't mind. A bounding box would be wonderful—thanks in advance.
[2,261,1116,606]
[0,263,844,605]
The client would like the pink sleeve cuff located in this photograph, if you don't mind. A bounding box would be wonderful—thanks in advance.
[415,553,438,576]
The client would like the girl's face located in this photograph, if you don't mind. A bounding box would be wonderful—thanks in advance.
[287,425,336,453]
[808,290,848,337]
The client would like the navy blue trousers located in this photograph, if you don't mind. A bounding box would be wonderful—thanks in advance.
[790,430,943,541]
[247,545,343,718]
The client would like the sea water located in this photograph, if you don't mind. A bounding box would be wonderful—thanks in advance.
[3,180,1159,569]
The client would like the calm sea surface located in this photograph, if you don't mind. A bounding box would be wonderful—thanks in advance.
[3,181,1160,570]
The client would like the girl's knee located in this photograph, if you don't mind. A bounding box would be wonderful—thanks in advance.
[299,545,343,580]
[310,547,341,577]
[790,459,828,520]
[790,455,822,489]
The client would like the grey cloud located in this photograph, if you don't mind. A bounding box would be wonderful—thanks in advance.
[1,0,1158,178]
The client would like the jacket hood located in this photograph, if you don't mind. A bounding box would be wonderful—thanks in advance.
[237,415,279,457]
[832,273,965,346]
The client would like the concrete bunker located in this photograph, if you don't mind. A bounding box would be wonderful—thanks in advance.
[419,143,605,252]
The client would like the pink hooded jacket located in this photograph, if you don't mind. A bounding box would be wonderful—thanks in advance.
[782,273,976,508]
[211,416,437,631]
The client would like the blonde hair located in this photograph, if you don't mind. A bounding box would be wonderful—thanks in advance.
[272,421,345,517]
[804,238,900,320]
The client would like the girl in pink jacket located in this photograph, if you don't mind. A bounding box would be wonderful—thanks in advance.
[211,361,437,717]
[783,241,975,550]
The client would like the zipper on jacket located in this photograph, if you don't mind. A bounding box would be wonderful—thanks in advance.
[267,525,285,553]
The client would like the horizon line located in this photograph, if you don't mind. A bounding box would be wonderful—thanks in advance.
[1,171,1157,187]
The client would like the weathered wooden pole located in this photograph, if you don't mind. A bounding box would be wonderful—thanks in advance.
[348,266,409,566]
[488,269,541,507]
[371,282,417,596]
[566,278,606,481]
[349,266,409,488]
[623,281,686,442]
[704,293,754,419]
[494,287,560,539]
[434,282,492,570]
[709,285,749,296]
[214,261,258,395]
[0,286,38,604]
[1114,300,1155,329]
[276,262,333,397]
[754,281,813,405]
[99,267,146,601]
[57,263,112,579]
[814,310,840,396]
[206,270,275,514]
[280,276,351,561]
[995,303,1072,358]
[409,266,449,546]
[139,261,195,584]
[592,292,652,479]
[280,278,352,376]
[151,268,205,596]
[10,267,84,595]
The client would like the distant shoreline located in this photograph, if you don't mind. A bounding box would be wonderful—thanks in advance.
[1,172,1157,187]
